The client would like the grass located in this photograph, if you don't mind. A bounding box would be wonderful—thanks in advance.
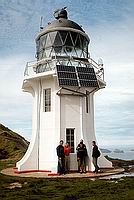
[0,123,29,160]
[0,160,134,200]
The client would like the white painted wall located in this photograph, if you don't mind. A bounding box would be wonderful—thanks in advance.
[60,95,80,170]
[17,72,112,173]
[17,81,39,171]
[60,88,112,171]
[39,78,59,172]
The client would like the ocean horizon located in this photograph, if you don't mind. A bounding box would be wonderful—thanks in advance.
[100,145,134,160]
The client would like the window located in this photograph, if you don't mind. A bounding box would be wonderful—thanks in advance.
[43,88,51,112]
[66,128,75,153]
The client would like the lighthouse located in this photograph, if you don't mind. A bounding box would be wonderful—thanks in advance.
[16,8,112,173]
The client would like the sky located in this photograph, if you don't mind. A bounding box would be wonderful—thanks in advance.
[0,0,134,149]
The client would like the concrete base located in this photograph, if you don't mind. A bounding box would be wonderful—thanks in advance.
[1,167,124,178]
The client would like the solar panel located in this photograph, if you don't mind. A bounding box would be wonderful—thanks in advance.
[56,65,78,86]
[76,67,94,73]
[79,80,98,87]
[57,65,75,72]
[78,73,97,80]
[76,66,98,87]
[56,65,98,88]
[58,72,77,79]
[59,79,79,86]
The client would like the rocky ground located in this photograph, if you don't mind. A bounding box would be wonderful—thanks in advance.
[105,155,134,172]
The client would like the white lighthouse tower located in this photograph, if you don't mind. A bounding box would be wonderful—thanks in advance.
[16,8,112,174]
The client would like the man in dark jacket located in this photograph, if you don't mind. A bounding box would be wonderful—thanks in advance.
[76,139,87,173]
[92,140,100,173]
[56,140,65,175]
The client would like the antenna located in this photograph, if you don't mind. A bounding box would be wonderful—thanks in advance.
[40,16,43,31]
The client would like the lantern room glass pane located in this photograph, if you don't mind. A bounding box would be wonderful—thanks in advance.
[45,48,52,58]
[83,51,87,58]
[54,46,62,54]
[36,39,40,53]
[59,31,68,45]
[71,48,78,57]
[40,34,47,49]
[65,32,73,46]
[42,51,46,58]
[60,47,68,56]
[75,34,81,49]
[70,32,77,46]
[45,33,52,48]
[51,47,56,57]
[80,34,88,51]
[53,32,62,46]
[38,51,42,60]
[79,35,84,49]
[75,48,82,57]
[49,31,57,44]
[65,46,73,54]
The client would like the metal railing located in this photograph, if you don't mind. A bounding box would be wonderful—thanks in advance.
[24,56,104,81]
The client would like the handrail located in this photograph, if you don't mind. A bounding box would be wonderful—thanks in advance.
[24,56,105,81]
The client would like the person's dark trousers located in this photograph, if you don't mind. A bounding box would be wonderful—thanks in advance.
[58,158,65,174]
[77,158,80,172]
[65,155,70,173]
[93,157,99,173]
[83,156,87,172]
[78,157,86,173]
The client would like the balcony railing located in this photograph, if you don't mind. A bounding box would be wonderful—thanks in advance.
[24,56,104,81]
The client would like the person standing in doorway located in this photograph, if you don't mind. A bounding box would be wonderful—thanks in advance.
[64,143,71,173]
[56,140,65,175]
[76,139,87,173]
[92,141,100,173]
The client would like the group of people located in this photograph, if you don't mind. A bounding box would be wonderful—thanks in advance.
[56,139,100,175]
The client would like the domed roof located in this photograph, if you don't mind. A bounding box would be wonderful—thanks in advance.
[44,18,84,33]
[36,8,89,41]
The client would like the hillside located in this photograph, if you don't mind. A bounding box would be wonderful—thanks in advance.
[0,123,29,160]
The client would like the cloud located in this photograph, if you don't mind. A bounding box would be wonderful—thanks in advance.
[95,90,134,147]
[87,3,134,148]
[0,0,134,147]
[0,54,33,140]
